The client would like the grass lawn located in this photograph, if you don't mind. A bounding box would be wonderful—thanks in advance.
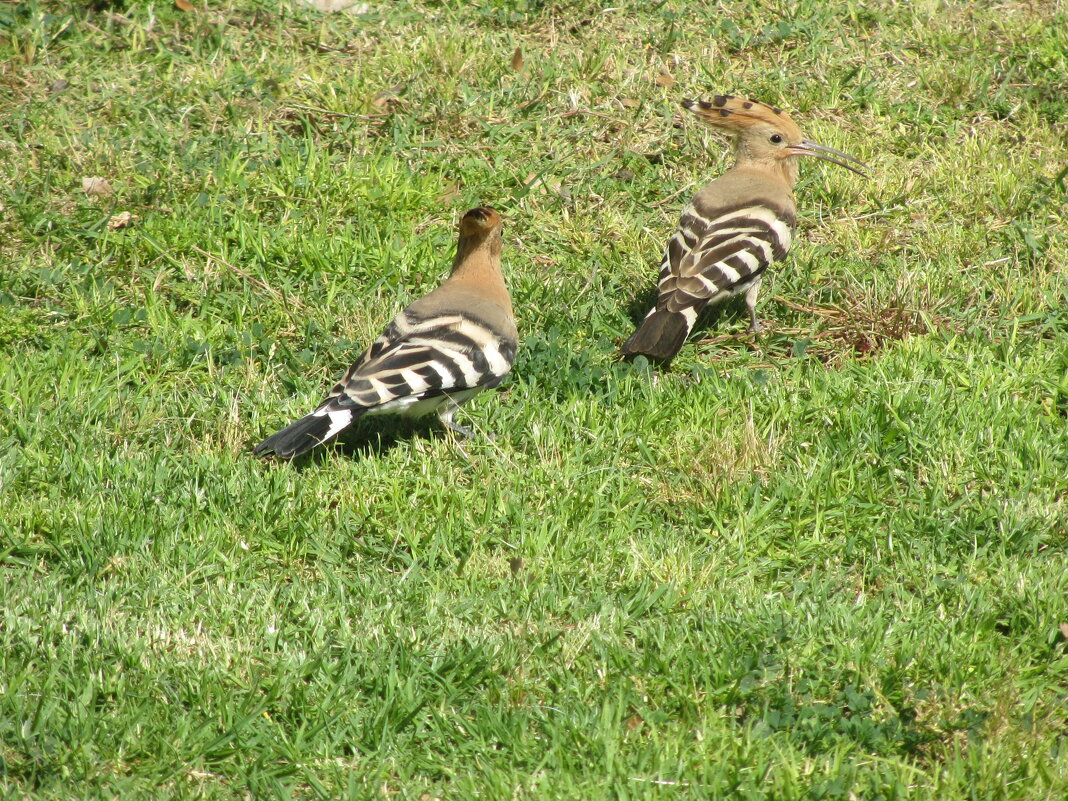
[2,0,1067,797]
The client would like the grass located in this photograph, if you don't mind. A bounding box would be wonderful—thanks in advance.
[2,0,1067,798]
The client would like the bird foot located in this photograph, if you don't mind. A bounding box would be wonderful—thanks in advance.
[442,419,475,439]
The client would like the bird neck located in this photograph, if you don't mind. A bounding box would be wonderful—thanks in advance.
[449,233,512,312]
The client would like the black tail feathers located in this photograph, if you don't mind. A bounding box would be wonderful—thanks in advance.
[620,309,693,363]
[253,405,357,460]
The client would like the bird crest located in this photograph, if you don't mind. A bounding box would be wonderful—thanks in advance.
[458,206,502,235]
[681,95,803,140]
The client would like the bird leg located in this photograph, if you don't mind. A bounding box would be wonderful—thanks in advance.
[744,279,763,333]
[438,404,476,439]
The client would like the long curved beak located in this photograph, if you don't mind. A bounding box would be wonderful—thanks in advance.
[788,139,869,177]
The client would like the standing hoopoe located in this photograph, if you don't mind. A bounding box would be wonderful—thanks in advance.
[620,95,867,362]
[254,207,517,459]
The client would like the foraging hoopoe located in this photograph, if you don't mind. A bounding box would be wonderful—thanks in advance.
[254,207,517,459]
[620,95,867,362]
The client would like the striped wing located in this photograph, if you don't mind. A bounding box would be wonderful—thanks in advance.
[322,309,517,415]
[253,303,516,458]
[656,203,794,315]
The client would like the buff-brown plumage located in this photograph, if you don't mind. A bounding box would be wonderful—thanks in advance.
[255,207,517,459]
[621,95,866,362]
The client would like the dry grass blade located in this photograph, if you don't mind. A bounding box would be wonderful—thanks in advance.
[190,245,307,312]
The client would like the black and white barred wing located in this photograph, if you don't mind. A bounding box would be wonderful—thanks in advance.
[254,302,516,459]
[331,312,516,414]
[253,311,515,458]
[658,203,795,316]
[622,201,795,361]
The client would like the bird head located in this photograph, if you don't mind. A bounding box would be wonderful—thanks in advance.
[681,95,867,184]
[454,206,504,265]
[458,206,503,237]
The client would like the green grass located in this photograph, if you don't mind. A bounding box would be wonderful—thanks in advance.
[2,0,1068,798]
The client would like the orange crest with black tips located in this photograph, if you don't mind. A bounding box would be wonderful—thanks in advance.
[681,95,803,141]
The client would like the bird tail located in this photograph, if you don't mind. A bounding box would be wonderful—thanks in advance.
[253,404,362,459]
[620,308,693,362]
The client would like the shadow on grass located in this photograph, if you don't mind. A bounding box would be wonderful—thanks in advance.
[254,418,446,468]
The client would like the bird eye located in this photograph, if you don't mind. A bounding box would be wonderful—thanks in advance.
[770,134,784,144]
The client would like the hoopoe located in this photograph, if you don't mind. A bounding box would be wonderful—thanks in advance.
[620,95,867,362]
[254,207,517,459]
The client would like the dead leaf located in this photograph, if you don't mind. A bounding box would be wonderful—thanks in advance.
[370,85,403,109]
[619,97,640,109]
[301,0,371,12]
[510,46,524,73]
[82,177,114,198]
[107,211,137,230]
[436,181,461,205]
[655,72,675,87]
[854,336,875,354]
[174,0,194,11]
